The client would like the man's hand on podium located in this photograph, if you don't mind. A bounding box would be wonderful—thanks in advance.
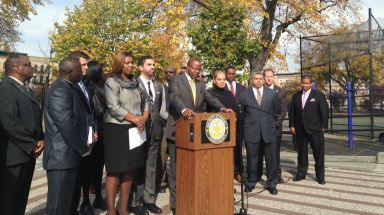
[182,108,195,120]
[221,108,234,113]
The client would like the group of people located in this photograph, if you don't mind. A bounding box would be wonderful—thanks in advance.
[0,51,329,215]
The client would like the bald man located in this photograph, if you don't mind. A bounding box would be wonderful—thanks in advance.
[43,57,91,215]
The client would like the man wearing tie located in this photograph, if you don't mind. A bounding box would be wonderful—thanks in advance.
[165,57,233,215]
[225,66,246,183]
[289,74,329,185]
[130,56,164,214]
[0,53,44,215]
[225,66,246,99]
[68,51,97,215]
[239,72,281,195]
[257,68,288,183]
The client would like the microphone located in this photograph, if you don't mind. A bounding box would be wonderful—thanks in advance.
[242,103,279,117]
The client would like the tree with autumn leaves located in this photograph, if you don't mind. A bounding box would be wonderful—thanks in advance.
[0,0,45,51]
[50,0,362,74]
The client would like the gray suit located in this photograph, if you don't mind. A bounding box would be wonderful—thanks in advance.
[43,78,90,215]
[165,73,224,210]
[239,86,281,188]
[130,78,164,206]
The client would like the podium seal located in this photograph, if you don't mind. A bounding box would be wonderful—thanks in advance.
[205,114,229,144]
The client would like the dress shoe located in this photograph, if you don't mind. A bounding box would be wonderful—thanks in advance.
[80,201,95,215]
[292,176,306,181]
[317,179,326,185]
[234,174,242,183]
[277,177,285,184]
[142,203,162,214]
[267,187,278,195]
[129,206,149,215]
[93,198,107,210]
[244,185,255,193]
[171,208,176,215]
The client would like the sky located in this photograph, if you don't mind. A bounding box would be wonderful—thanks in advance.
[13,0,384,71]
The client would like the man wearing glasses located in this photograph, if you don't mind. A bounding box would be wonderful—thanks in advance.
[0,53,44,215]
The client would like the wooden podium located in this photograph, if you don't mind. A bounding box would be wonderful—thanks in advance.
[175,112,236,215]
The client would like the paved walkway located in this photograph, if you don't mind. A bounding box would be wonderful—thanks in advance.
[26,157,384,215]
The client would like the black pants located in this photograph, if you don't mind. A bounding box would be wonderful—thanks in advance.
[167,139,176,210]
[257,135,282,179]
[72,155,93,212]
[296,130,325,181]
[46,168,78,215]
[0,159,36,215]
[245,137,277,188]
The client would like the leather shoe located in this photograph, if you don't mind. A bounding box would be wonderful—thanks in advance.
[80,201,95,215]
[129,206,149,215]
[277,177,284,183]
[317,179,326,185]
[143,203,162,214]
[292,176,306,181]
[93,198,107,210]
[244,185,255,193]
[171,208,176,215]
[267,187,278,195]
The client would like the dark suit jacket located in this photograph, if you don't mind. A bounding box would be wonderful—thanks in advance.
[289,89,329,135]
[226,82,246,102]
[0,76,43,167]
[269,85,288,136]
[165,73,224,141]
[43,78,89,170]
[239,86,281,144]
[138,78,164,140]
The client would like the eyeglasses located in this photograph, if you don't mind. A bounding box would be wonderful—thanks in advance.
[197,75,205,78]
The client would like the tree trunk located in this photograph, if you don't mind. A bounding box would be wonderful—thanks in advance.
[249,47,270,73]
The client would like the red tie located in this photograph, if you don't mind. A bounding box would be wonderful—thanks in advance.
[230,82,235,96]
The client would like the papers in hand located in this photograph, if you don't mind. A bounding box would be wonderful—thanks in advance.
[82,126,94,157]
[129,127,146,150]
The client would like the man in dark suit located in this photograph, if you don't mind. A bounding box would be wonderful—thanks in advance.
[44,57,90,215]
[289,74,329,185]
[0,53,44,215]
[257,68,288,183]
[239,72,281,195]
[129,56,164,214]
[68,51,100,215]
[165,57,233,215]
[225,66,246,183]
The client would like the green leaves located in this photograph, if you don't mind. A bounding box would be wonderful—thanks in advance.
[188,0,260,77]
[0,0,44,50]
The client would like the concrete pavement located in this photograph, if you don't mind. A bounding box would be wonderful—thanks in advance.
[25,134,384,214]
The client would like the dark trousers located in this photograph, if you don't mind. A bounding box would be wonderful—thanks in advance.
[234,138,242,176]
[257,135,282,179]
[46,168,78,215]
[0,159,36,215]
[245,137,277,188]
[167,139,176,210]
[90,136,105,200]
[72,155,93,211]
[159,128,169,187]
[296,130,325,180]
[130,134,163,206]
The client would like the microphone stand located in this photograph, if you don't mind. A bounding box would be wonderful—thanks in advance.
[235,104,250,215]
